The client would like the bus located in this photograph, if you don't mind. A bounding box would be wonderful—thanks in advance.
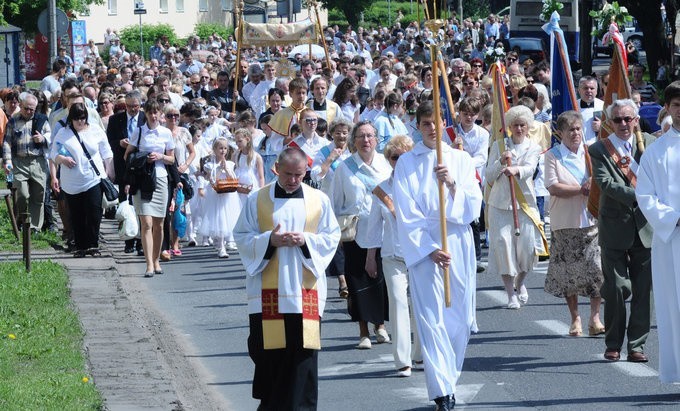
[510,0,580,67]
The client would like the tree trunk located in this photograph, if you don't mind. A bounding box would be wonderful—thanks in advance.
[620,0,664,80]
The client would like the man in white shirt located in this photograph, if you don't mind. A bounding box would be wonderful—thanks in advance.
[578,76,604,144]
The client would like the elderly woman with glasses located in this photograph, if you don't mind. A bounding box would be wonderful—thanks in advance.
[543,111,605,336]
[330,121,392,349]
[97,92,115,129]
[50,102,114,257]
[486,105,545,309]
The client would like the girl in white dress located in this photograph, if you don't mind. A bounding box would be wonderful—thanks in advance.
[198,137,240,258]
[233,128,265,206]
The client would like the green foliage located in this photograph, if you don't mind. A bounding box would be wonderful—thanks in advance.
[589,1,634,38]
[2,0,104,32]
[118,23,177,59]
[0,261,102,409]
[193,23,234,42]
[463,0,491,21]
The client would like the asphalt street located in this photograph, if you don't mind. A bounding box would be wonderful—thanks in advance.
[121,219,680,411]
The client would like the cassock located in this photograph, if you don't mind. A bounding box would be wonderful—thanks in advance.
[393,142,483,400]
[635,128,680,383]
[234,182,340,410]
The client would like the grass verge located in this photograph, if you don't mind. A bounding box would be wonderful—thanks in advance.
[0,261,102,409]
[0,191,61,251]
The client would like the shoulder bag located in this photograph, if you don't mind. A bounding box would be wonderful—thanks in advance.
[70,125,119,204]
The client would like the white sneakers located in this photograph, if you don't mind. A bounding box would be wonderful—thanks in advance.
[397,367,412,377]
[375,328,391,344]
[507,295,521,310]
[226,242,238,251]
[218,248,230,258]
[356,336,371,349]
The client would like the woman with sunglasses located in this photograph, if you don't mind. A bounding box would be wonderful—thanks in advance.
[164,105,196,256]
[365,134,421,377]
[50,102,114,257]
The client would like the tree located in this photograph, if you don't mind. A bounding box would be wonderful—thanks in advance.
[319,0,374,28]
[0,0,103,33]
[614,0,666,82]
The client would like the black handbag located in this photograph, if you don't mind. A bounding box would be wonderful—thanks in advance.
[179,173,194,200]
[70,125,119,202]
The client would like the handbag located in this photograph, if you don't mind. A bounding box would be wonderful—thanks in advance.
[337,214,359,242]
[70,125,119,203]
[178,173,194,200]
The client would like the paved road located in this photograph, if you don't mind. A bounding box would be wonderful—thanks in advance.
[117,218,680,410]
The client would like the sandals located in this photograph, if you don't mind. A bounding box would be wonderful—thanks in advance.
[338,286,349,299]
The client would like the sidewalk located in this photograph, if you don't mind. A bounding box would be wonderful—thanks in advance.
[4,218,226,411]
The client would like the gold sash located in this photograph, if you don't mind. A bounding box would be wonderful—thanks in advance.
[372,185,396,217]
[257,184,322,350]
[268,105,305,137]
[513,180,549,257]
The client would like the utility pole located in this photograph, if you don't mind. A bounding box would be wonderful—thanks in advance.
[48,0,57,66]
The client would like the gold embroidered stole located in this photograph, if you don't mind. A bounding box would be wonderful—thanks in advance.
[257,184,322,350]
[268,105,306,137]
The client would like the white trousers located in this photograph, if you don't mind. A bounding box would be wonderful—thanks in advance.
[409,255,475,400]
[382,256,422,369]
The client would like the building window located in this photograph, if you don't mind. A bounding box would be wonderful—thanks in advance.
[108,0,117,15]
[176,0,184,12]
[199,0,208,12]
[221,0,229,11]
[159,0,168,13]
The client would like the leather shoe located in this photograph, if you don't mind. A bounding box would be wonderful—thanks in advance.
[434,395,452,411]
[124,246,135,253]
[604,348,620,361]
[627,351,649,363]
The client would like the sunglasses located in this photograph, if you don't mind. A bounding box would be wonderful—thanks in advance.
[472,64,482,68]
[191,81,201,85]
[611,116,636,124]
[389,154,401,161]
[165,113,180,119]
[74,117,88,121]
[507,58,517,62]
[304,118,318,124]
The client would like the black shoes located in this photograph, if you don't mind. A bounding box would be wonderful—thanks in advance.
[124,246,135,253]
[434,394,456,410]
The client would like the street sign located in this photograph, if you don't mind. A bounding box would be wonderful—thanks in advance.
[37,8,70,37]
[134,9,147,14]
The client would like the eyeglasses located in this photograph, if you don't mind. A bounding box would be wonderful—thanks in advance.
[611,116,636,124]
[389,154,400,161]
[166,113,180,119]
[201,76,210,79]
[22,106,36,112]
[304,118,318,124]
[158,99,170,103]
[101,101,111,105]
[507,58,517,62]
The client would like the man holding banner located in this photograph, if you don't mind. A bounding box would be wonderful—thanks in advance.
[588,99,655,362]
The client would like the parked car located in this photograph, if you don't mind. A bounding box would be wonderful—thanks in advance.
[503,37,549,63]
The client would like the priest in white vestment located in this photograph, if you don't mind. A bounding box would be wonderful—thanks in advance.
[393,102,483,411]
[635,83,680,383]
[234,147,340,410]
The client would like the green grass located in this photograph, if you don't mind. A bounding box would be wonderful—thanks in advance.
[0,261,103,409]
[0,182,62,251]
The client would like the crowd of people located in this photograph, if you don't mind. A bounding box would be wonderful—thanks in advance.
[1,12,679,411]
